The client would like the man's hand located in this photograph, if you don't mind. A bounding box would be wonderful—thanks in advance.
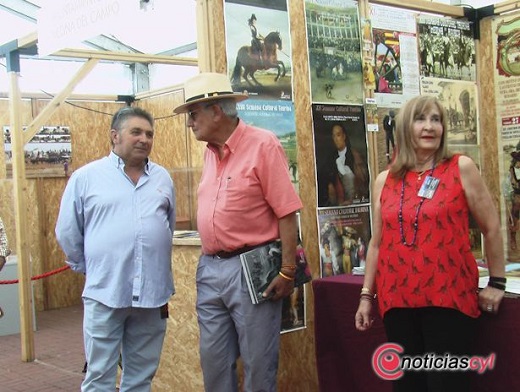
[261,274,294,302]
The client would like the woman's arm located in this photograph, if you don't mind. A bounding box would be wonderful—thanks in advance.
[459,155,505,313]
[355,170,388,330]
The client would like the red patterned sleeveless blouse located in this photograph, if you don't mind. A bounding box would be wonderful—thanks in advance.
[376,155,480,319]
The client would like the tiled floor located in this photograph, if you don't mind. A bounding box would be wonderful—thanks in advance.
[1,304,86,392]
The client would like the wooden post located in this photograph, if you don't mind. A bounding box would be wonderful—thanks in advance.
[359,0,379,179]
[8,70,35,362]
[195,0,216,72]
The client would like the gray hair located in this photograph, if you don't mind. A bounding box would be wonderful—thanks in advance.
[214,99,238,118]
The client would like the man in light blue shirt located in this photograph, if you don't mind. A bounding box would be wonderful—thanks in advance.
[55,107,175,392]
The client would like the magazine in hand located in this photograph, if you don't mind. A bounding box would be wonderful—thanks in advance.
[240,240,312,305]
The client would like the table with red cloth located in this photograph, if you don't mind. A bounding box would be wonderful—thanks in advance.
[312,274,520,392]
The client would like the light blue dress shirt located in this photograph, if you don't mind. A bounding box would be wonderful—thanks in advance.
[55,152,176,308]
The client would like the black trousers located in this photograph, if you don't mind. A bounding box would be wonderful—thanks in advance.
[383,307,476,392]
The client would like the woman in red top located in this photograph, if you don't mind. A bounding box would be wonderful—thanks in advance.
[355,96,506,392]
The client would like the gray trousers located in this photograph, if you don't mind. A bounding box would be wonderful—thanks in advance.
[196,254,282,392]
[82,298,166,392]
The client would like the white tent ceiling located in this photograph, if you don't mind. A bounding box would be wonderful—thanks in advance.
[0,0,199,94]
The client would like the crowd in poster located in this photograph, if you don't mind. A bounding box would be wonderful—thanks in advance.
[317,205,371,277]
[304,0,363,105]
[370,4,420,108]
[312,104,370,207]
[3,125,71,178]
[493,14,520,261]
[417,16,476,81]
[224,0,292,101]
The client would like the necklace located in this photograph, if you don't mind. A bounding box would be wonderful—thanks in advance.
[417,170,427,181]
[398,163,435,246]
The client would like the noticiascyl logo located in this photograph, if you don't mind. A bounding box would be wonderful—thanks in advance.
[372,343,404,380]
[372,342,496,380]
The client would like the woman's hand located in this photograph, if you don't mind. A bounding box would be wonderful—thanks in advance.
[478,286,505,315]
[355,299,375,331]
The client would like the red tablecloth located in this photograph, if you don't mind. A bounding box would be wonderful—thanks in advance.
[313,274,520,392]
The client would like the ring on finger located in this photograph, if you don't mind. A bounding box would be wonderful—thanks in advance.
[486,304,493,312]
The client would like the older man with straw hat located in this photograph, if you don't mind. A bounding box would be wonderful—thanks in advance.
[174,72,302,392]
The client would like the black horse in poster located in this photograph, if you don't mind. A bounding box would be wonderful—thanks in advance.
[231,31,286,87]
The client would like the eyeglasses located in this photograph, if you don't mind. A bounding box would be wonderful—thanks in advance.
[187,106,207,121]
[187,104,215,121]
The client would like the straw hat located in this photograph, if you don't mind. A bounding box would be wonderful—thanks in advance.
[173,72,248,114]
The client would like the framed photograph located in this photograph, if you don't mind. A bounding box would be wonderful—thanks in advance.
[4,125,72,178]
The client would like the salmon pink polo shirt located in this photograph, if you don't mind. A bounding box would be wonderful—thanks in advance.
[197,119,303,255]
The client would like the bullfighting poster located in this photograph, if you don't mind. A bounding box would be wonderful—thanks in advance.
[417,16,476,81]
[317,206,371,277]
[236,100,299,191]
[493,14,520,262]
[304,0,363,105]
[224,0,292,101]
[281,212,309,333]
[370,4,420,108]
[420,78,479,147]
[312,104,370,207]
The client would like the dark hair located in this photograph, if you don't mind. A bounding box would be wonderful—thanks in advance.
[331,123,354,170]
[111,107,154,131]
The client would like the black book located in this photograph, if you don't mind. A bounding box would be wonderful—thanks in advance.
[240,240,312,304]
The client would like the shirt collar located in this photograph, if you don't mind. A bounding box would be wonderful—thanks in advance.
[207,118,245,155]
[109,151,150,175]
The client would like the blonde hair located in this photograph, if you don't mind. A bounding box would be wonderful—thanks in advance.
[390,95,452,178]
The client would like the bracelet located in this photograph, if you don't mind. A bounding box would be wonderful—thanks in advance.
[360,294,374,302]
[360,287,373,296]
[278,271,295,281]
[489,276,506,283]
[487,281,506,291]
[281,264,297,270]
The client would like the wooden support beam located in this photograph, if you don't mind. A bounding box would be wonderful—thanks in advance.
[494,0,520,14]
[23,58,99,144]
[8,71,35,362]
[51,48,198,66]
[0,92,120,101]
[195,0,214,72]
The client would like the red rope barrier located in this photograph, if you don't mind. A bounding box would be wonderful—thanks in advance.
[0,265,71,284]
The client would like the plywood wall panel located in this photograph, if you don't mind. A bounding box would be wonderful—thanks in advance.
[154,245,204,392]
[140,91,187,169]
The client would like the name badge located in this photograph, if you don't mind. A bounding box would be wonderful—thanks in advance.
[417,176,439,199]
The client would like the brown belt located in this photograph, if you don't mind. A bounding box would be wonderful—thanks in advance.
[212,242,272,259]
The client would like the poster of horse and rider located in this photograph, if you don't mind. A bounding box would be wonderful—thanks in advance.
[224,0,292,101]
